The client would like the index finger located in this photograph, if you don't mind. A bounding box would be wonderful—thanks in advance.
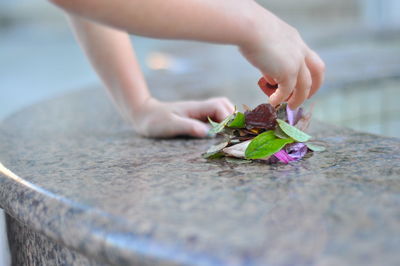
[269,76,296,107]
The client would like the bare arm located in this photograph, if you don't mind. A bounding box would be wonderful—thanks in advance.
[69,16,234,137]
[69,16,150,117]
[53,0,258,46]
[52,0,325,109]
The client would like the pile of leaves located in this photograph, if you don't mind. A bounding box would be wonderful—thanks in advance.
[203,102,325,164]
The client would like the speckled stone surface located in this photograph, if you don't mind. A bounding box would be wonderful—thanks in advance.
[6,214,104,266]
[0,88,400,266]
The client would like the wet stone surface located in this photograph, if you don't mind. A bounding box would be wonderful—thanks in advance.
[0,88,399,265]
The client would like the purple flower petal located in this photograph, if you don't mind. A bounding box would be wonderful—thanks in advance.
[285,143,308,160]
[286,105,304,126]
[273,150,295,164]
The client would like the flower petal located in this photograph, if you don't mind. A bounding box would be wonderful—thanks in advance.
[273,150,295,164]
[286,105,304,126]
[285,143,308,160]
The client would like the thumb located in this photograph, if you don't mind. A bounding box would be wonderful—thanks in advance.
[171,115,210,138]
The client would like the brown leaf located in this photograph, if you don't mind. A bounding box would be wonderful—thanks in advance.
[244,103,277,130]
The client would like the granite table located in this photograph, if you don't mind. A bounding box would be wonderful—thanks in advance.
[0,88,399,266]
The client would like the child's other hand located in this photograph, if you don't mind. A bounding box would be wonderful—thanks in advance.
[132,97,234,138]
[240,9,325,110]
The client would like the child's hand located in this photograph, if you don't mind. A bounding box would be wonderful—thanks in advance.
[131,97,234,138]
[63,2,325,134]
[240,10,325,109]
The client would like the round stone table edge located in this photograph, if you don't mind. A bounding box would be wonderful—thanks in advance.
[0,164,221,266]
[1,89,399,266]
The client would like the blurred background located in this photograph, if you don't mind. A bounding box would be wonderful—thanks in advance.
[0,1,399,264]
[1,0,400,138]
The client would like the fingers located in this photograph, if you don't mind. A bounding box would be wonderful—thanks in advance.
[153,97,234,138]
[170,96,235,138]
[269,49,324,107]
[202,98,233,122]
[187,97,235,122]
[305,50,325,99]
[216,97,235,117]
[170,115,210,138]
[263,75,276,85]
[269,72,296,107]
[288,63,311,109]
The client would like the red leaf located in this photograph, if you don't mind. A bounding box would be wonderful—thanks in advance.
[258,77,292,102]
[258,77,277,97]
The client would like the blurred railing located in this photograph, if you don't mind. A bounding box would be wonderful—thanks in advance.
[313,77,400,138]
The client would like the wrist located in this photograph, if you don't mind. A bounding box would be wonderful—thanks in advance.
[128,97,165,137]
[236,4,279,52]
[106,82,153,125]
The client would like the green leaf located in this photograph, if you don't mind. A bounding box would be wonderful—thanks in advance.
[207,117,219,127]
[245,131,293,159]
[253,130,276,141]
[306,143,326,152]
[208,114,233,134]
[227,112,245,128]
[202,141,229,159]
[204,152,224,159]
[225,157,252,164]
[276,119,312,142]
[274,126,290,139]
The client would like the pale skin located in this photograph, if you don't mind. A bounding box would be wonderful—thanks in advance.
[50,0,325,138]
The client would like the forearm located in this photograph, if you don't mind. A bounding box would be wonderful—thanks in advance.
[68,15,235,138]
[69,15,150,119]
[56,0,325,111]
[52,0,267,47]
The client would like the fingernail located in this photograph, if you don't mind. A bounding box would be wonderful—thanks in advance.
[204,125,215,138]
[197,125,212,138]
[206,131,216,138]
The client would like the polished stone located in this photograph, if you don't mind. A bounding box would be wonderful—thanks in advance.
[0,88,399,265]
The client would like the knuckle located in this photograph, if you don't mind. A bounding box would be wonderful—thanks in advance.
[211,97,222,104]
[217,108,228,118]
[212,97,233,110]
[224,99,234,109]
[219,97,230,104]
[318,60,326,72]
[220,96,229,101]
[205,98,219,107]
